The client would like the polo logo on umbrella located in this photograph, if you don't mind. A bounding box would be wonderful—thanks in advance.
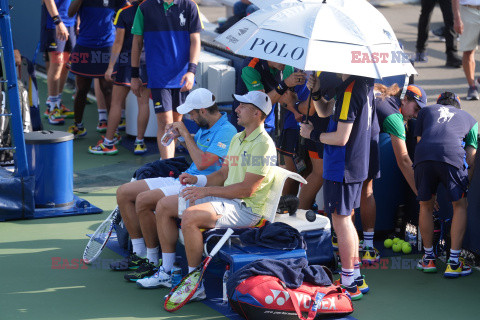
[249,38,305,61]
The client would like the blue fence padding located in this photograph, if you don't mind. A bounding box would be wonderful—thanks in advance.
[0,167,34,221]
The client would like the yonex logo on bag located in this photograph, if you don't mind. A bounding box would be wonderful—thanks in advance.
[265,289,290,306]
[292,292,338,311]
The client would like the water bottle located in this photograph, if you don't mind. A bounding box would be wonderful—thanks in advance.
[171,262,183,288]
[222,265,231,304]
[178,184,190,218]
[161,127,180,146]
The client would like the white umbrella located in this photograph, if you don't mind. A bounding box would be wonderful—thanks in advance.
[215,0,416,79]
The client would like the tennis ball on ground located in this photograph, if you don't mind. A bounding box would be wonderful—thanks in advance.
[397,240,405,246]
[392,243,402,253]
[384,238,393,248]
[392,237,400,244]
[402,242,412,254]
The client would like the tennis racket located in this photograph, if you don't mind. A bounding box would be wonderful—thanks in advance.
[164,228,234,312]
[83,206,120,264]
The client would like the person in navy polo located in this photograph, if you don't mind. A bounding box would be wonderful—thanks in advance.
[414,92,477,278]
[131,0,202,160]
[67,0,126,138]
[302,73,375,300]
[41,0,77,125]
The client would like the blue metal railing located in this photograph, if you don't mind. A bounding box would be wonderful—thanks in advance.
[0,0,28,177]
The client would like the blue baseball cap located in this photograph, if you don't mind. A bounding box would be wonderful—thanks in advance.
[405,84,427,108]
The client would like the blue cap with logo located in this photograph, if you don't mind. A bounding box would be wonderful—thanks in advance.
[405,84,427,108]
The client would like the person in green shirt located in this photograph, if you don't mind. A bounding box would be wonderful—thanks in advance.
[146,91,277,300]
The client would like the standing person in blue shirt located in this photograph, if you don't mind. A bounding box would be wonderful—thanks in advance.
[41,0,77,125]
[414,92,477,278]
[67,0,126,138]
[131,0,202,159]
[303,73,375,300]
[113,89,237,280]
[88,0,150,155]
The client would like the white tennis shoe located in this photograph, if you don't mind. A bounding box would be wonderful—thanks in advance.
[136,266,172,289]
[189,281,206,302]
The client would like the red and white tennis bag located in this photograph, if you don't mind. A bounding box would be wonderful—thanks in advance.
[230,275,354,320]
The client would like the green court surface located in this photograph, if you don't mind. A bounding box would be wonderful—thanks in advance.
[1,76,478,319]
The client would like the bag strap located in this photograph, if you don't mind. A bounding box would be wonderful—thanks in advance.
[283,282,338,320]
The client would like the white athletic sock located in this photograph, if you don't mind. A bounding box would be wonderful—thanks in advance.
[56,94,63,106]
[449,249,461,263]
[424,246,434,257]
[161,252,176,273]
[131,238,146,258]
[341,268,355,286]
[363,231,374,248]
[47,96,58,111]
[146,247,160,266]
[353,262,361,279]
[98,109,107,122]
[188,266,197,273]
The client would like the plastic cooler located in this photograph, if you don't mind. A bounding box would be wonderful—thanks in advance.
[24,130,74,207]
[217,210,334,273]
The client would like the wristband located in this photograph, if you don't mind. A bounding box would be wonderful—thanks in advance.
[52,15,62,25]
[131,67,140,78]
[275,80,288,95]
[187,62,197,75]
[311,89,323,101]
[194,175,207,187]
[310,129,321,142]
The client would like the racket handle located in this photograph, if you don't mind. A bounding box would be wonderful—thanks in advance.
[209,228,234,257]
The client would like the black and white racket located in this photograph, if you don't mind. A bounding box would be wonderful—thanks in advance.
[164,228,234,312]
[83,206,120,264]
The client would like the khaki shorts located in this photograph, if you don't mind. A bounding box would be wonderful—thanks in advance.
[458,5,480,52]
[194,196,262,228]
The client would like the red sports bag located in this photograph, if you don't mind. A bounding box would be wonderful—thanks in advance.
[230,275,354,320]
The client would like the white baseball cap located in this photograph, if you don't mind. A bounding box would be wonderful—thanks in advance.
[177,88,216,114]
[232,91,272,115]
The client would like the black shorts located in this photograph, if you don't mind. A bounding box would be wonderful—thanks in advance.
[112,64,148,87]
[151,88,188,114]
[323,179,363,216]
[414,161,468,202]
[277,128,299,158]
[69,45,111,78]
[41,27,76,53]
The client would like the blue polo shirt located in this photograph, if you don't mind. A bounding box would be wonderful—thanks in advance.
[131,0,202,89]
[376,96,406,140]
[323,76,375,183]
[43,0,77,29]
[185,112,237,176]
[77,0,126,48]
[414,104,478,169]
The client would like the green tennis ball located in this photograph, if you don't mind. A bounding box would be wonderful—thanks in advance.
[392,243,402,252]
[397,240,405,246]
[402,242,412,254]
[392,237,400,244]
[384,238,393,249]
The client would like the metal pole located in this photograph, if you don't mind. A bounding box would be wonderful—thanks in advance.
[0,0,29,177]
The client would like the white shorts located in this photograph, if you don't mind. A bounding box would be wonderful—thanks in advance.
[194,196,262,228]
[144,176,182,197]
[459,5,480,52]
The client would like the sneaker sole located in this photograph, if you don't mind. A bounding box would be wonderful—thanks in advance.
[88,149,118,155]
[348,292,363,301]
[134,150,147,155]
[466,97,479,101]
[48,120,65,125]
[444,270,472,278]
[136,282,170,289]
[417,266,437,273]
